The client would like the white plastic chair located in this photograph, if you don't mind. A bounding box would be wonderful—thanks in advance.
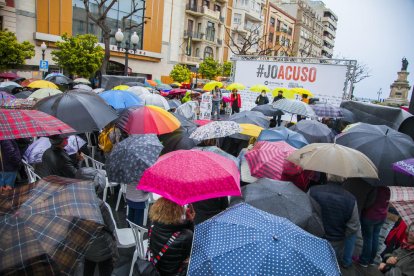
[116,183,127,212]
[127,219,149,276]
[103,202,135,248]
[22,159,41,183]
[85,132,97,159]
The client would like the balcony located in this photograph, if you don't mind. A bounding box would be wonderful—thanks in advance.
[184,30,204,40]
[217,38,223,45]
[180,54,203,65]
[233,24,248,34]
[202,6,220,20]
[215,0,227,3]
[245,11,263,22]
[185,4,203,15]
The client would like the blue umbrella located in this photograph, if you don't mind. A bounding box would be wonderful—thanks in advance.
[258,127,308,148]
[188,203,340,276]
[99,90,143,109]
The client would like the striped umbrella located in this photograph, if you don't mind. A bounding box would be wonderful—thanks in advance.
[272,99,316,117]
[245,141,297,180]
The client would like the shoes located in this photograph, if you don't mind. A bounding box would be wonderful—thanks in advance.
[358,262,368,268]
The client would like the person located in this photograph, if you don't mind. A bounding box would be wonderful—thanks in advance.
[359,187,390,267]
[193,197,229,225]
[309,174,360,268]
[211,86,222,120]
[297,94,309,122]
[230,89,241,114]
[148,197,194,275]
[255,90,269,106]
[0,139,21,191]
[41,135,81,178]
[126,184,149,226]
[272,90,284,126]
[379,222,414,275]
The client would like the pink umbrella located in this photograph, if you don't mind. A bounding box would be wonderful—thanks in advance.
[222,96,232,103]
[245,141,300,180]
[168,88,187,96]
[138,149,241,205]
[194,119,212,126]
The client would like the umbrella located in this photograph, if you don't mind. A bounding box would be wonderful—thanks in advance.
[34,90,118,133]
[336,123,414,186]
[0,176,105,275]
[125,82,145,87]
[154,79,162,85]
[250,85,270,92]
[226,82,245,91]
[271,88,296,99]
[188,203,340,276]
[311,103,343,118]
[272,99,316,117]
[251,104,284,117]
[389,186,414,226]
[0,91,15,101]
[194,119,212,126]
[0,109,75,140]
[194,146,240,168]
[117,105,181,135]
[73,78,91,85]
[92,88,105,94]
[45,72,64,79]
[13,90,32,99]
[339,108,356,123]
[239,149,258,183]
[172,113,198,133]
[73,84,93,91]
[145,80,157,87]
[21,78,38,87]
[287,143,379,178]
[28,80,58,89]
[393,158,414,176]
[143,93,170,110]
[228,110,270,128]
[0,86,21,94]
[156,84,172,91]
[342,122,361,132]
[11,77,25,83]
[138,150,241,205]
[258,127,308,149]
[291,88,314,97]
[113,85,129,90]
[167,99,181,110]
[175,101,198,120]
[245,141,298,180]
[159,128,196,155]
[45,75,73,86]
[168,88,187,96]
[28,88,62,100]
[106,134,163,183]
[230,179,325,237]
[0,72,19,79]
[99,90,143,109]
[0,81,21,88]
[170,82,181,88]
[203,81,223,91]
[290,120,334,143]
[127,86,151,97]
[189,121,242,141]
[239,124,263,138]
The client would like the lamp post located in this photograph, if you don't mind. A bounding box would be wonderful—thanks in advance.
[195,63,199,89]
[40,42,47,79]
[115,28,140,76]
[377,88,383,102]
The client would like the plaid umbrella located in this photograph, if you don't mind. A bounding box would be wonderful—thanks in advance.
[189,121,242,141]
[0,91,15,101]
[245,141,298,180]
[106,134,163,184]
[393,158,414,176]
[389,186,414,226]
[0,109,75,140]
[272,99,316,117]
[0,176,105,275]
[311,103,342,118]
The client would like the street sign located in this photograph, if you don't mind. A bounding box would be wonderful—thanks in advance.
[39,60,49,72]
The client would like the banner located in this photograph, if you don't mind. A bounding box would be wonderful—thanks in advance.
[234,60,348,106]
[199,93,212,120]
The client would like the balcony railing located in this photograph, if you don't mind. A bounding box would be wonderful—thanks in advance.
[202,6,220,20]
[184,30,204,40]
[185,4,202,13]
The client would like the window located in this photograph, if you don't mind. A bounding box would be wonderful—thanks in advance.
[288,27,292,35]
[214,4,221,13]
[195,48,200,57]
[204,46,213,59]
[233,13,241,24]
[268,32,274,42]
[286,39,290,47]
[270,17,275,27]
[276,19,281,31]
[276,35,279,44]
[0,16,3,30]
[203,0,210,8]
[206,21,215,41]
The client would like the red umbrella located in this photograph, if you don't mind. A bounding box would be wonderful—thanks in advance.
[168,88,187,96]
[0,109,75,140]
[0,72,19,80]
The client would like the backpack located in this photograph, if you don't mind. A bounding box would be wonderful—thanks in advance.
[98,126,115,153]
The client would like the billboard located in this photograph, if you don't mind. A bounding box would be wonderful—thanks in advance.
[233,60,348,107]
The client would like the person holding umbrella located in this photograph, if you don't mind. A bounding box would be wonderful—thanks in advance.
[230,89,241,114]
[0,139,21,191]
[211,85,222,120]
[297,94,310,122]
[272,90,284,126]
[255,90,269,106]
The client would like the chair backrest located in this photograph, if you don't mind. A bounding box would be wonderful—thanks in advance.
[22,159,41,183]
[127,219,149,259]
[82,154,105,170]
[104,201,119,231]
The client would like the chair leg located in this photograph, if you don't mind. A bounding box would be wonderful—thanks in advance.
[129,250,138,276]
[115,186,124,211]
[103,187,108,202]
[143,207,149,227]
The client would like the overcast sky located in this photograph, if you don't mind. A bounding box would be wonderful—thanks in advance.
[321,0,414,100]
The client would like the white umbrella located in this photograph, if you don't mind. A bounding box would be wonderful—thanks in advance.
[74,78,91,85]
[175,101,198,120]
[143,93,170,110]
[92,88,105,94]
[127,86,151,97]
[73,84,92,91]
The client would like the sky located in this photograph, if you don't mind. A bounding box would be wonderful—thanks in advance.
[321,0,414,100]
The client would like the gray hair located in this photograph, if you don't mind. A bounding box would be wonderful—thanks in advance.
[326,174,346,183]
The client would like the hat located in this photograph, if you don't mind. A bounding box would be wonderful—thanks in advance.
[49,134,66,146]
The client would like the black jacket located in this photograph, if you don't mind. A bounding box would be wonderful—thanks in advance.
[149,221,193,275]
[272,95,284,102]
[0,139,21,172]
[255,95,269,105]
[42,146,77,178]
[193,197,229,225]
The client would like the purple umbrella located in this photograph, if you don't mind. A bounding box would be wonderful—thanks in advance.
[0,91,15,101]
[393,158,414,176]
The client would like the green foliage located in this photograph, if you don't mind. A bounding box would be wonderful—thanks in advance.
[199,57,220,80]
[221,61,233,77]
[0,30,35,70]
[169,64,191,83]
[51,34,104,78]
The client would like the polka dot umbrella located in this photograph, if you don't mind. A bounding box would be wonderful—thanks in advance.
[188,203,340,276]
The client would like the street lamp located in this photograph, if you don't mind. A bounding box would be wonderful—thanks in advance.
[195,63,200,89]
[115,28,140,76]
[40,42,47,79]
[377,88,383,102]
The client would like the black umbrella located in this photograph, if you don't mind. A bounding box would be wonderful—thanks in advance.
[339,108,356,123]
[172,113,197,134]
[125,82,145,87]
[34,90,118,133]
[168,99,181,110]
[14,90,32,99]
[45,75,73,86]
[290,120,334,143]
[159,128,196,155]
[11,77,25,83]
[228,110,270,128]
[337,123,414,186]
[251,104,284,117]
[230,178,325,237]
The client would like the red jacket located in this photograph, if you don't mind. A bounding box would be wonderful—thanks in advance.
[230,93,241,108]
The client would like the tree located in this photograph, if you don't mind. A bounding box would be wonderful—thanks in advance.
[169,64,191,83]
[0,30,35,70]
[52,34,104,78]
[220,61,232,77]
[198,57,220,80]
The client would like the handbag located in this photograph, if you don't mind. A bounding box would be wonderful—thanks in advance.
[135,225,181,276]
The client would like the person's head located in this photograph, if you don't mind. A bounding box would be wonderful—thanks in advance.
[214,85,219,90]
[261,90,266,96]
[149,197,185,225]
[302,94,308,99]
[278,90,283,96]
[232,89,238,94]
[49,135,68,148]
[326,173,346,183]
[407,222,414,244]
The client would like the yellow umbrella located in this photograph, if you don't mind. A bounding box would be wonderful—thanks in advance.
[271,88,295,99]
[250,85,270,93]
[113,85,130,90]
[28,80,58,89]
[171,82,181,87]
[203,81,223,91]
[291,88,314,98]
[239,124,264,138]
[226,83,245,91]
